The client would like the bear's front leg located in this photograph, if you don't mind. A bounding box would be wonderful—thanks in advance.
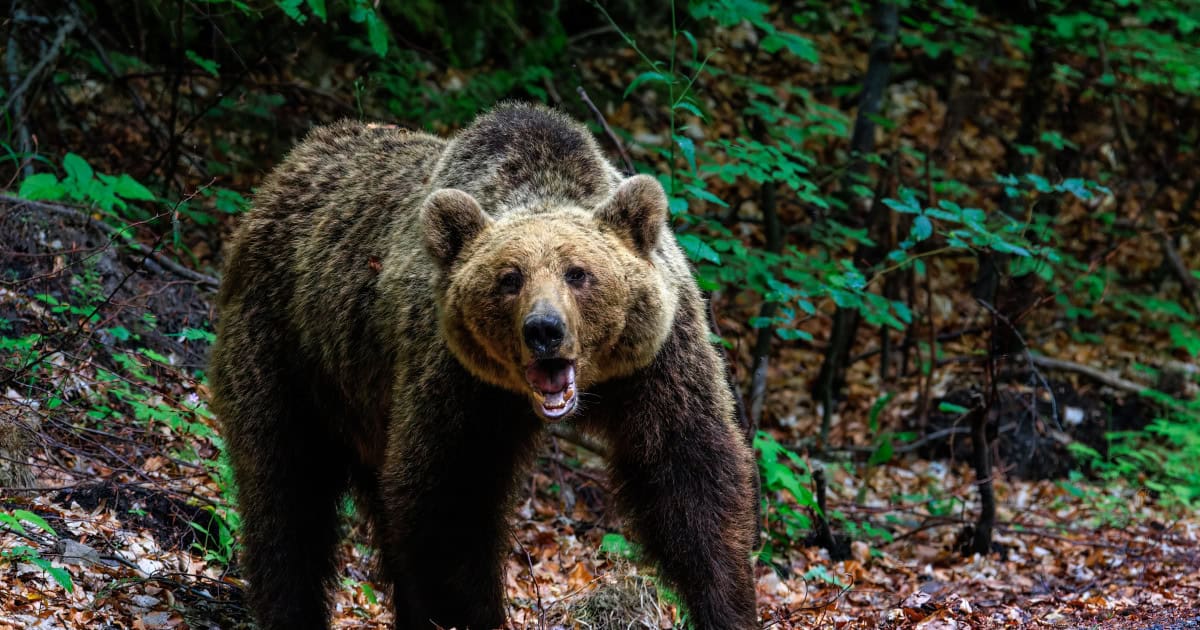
[592,305,759,629]
[379,356,542,630]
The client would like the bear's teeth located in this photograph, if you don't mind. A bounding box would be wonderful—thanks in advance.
[543,390,566,409]
[564,386,574,402]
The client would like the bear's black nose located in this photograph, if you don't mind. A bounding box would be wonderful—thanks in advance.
[523,312,565,357]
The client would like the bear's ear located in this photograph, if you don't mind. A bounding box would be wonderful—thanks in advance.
[596,174,668,257]
[421,188,492,269]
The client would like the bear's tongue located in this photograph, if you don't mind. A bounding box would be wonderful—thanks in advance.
[527,359,571,393]
[526,359,576,418]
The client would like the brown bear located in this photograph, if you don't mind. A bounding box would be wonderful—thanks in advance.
[208,102,758,629]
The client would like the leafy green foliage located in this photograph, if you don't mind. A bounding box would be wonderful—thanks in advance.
[18,153,155,217]
[1069,394,1200,509]
[1,268,238,567]
[0,510,58,537]
[754,431,814,548]
[598,532,640,560]
[1,511,74,592]
[190,506,238,565]
[604,0,1200,555]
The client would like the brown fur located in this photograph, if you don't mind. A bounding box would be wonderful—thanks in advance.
[209,103,758,629]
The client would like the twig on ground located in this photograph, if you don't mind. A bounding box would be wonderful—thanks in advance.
[882,515,969,545]
[996,523,1147,552]
[1027,354,1148,394]
[515,537,546,630]
[0,194,220,289]
[821,421,1019,456]
[763,581,854,628]
[576,86,636,176]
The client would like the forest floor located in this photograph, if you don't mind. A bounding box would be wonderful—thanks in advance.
[1,199,1199,629]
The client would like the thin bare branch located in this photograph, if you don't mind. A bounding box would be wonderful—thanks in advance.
[576,86,636,176]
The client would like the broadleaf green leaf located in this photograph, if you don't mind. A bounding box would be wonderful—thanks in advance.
[185,50,220,77]
[13,510,57,536]
[624,71,668,99]
[18,173,64,200]
[676,234,720,264]
[62,153,93,186]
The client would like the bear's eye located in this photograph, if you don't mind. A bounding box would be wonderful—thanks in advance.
[498,270,524,295]
[564,266,589,288]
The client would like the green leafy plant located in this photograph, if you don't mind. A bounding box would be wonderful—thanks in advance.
[1068,394,1200,510]
[598,531,641,560]
[17,153,156,217]
[754,432,815,550]
[0,510,74,592]
[189,506,238,566]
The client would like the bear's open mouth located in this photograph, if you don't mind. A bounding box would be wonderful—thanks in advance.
[525,358,577,420]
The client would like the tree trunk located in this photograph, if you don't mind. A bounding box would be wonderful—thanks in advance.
[813,1,899,448]
[975,25,1055,316]
[748,178,780,430]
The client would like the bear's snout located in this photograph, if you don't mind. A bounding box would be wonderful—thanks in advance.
[523,310,566,357]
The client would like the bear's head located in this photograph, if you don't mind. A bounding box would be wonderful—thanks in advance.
[422,175,676,421]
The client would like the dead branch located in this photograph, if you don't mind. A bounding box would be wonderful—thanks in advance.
[0,194,220,289]
[1147,208,1200,314]
[71,2,174,149]
[822,421,1019,456]
[1027,354,1149,394]
[1,14,78,118]
[1096,38,1136,160]
[5,2,33,179]
[514,537,546,630]
[576,86,636,176]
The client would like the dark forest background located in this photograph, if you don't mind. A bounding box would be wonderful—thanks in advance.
[2,1,1199,627]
